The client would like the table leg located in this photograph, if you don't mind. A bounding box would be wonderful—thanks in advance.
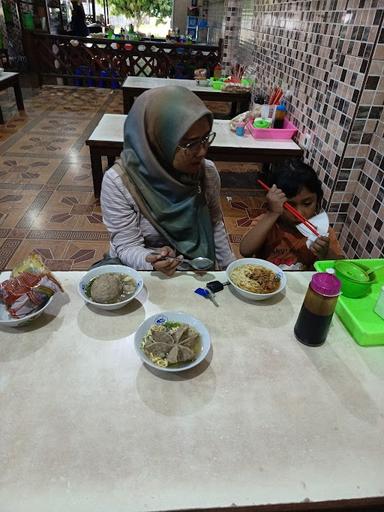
[229,101,238,118]
[123,93,134,114]
[13,81,25,112]
[0,106,4,124]
[89,148,103,198]
[107,156,115,168]
[230,99,250,118]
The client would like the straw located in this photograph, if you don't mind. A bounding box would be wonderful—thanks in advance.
[256,179,321,237]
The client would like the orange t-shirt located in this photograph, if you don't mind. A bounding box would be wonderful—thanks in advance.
[254,214,343,270]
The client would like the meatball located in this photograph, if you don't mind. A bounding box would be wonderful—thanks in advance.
[90,273,123,304]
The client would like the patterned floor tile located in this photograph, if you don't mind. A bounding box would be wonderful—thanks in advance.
[32,117,92,136]
[74,212,106,232]
[0,207,33,230]
[0,188,42,214]
[67,142,92,160]
[0,156,61,185]
[7,132,77,157]
[5,239,70,270]
[60,161,94,186]
[41,189,97,212]
[31,190,100,231]
[0,239,24,269]
[220,193,266,257]
[63,240,109,270]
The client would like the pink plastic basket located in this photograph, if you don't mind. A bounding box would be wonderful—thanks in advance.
[246,119,297,140]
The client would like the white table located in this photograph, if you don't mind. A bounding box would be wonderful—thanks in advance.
[122,76,251,118]
[1,271,384,512]
[0,71,24,123]
[86,114,302,197]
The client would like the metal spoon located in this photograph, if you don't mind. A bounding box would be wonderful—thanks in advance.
[178,257,214,271]
[150,252,214,270]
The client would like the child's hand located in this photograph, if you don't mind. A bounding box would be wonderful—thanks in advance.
[267,185,287,214]
[311,236,330,259]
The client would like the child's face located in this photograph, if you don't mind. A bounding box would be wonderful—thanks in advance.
[281,186,318,225]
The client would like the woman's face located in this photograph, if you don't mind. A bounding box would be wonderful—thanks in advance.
[172,116,211,175]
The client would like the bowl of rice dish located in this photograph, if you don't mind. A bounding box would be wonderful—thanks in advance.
[226,258,286,301]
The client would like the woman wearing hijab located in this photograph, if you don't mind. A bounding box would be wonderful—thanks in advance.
[100,85,235,276]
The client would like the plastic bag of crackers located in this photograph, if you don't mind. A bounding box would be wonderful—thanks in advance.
[0,253,63,319]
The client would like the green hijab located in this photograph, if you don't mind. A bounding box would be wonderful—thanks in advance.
[120,85,215,262]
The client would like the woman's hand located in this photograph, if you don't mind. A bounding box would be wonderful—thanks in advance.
[267,185,287,215]
[145,246,183,276]
[311,236,330,259]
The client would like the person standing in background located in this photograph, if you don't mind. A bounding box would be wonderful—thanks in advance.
[70,0,89,37]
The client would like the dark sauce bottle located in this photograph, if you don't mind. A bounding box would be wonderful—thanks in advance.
[273,105,287,128]
[294,272,341,347]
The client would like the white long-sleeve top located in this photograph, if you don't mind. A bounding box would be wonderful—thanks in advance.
[100,159,235,270]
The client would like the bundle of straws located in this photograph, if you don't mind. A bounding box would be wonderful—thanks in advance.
[230,63,247,82]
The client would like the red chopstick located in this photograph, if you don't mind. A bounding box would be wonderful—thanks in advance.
[256,179,321,237]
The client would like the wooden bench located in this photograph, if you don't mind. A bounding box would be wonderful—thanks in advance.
[86,114,303,197]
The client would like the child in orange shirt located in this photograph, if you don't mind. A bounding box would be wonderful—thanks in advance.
[240,159,343,270]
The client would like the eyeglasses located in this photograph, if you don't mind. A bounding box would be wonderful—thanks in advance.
[177,132,216,155]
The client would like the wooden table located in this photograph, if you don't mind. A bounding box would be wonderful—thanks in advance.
[0,71,24,124]
[1,270,384,512]
[122,76,251,118]
[86,114,302,197]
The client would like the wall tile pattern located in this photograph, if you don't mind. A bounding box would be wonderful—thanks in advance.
[208,0,384,258]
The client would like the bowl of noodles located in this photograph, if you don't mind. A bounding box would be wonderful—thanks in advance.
[134,311,211,372]
[226,258,286,301]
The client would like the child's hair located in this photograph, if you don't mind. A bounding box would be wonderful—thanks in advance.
[262,159,323,208]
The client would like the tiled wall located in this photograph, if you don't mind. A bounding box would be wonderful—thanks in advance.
[208,0,384,258]
[341,43,384,258]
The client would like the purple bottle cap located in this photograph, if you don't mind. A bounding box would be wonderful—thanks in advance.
[310,272,341,297]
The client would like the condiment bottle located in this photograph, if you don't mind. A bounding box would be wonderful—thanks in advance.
[294,273,341,347]
[213,63,222,79]
[273,105,287,128]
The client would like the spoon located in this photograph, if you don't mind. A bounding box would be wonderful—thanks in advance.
[365,265,384,277]
[150,252,214,270]
[178,257,214,271]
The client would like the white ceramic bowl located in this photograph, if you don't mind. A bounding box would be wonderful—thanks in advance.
[0,296,53,327]
[78,265,143,311]
[134,311,211,372]
[226,258,287,301]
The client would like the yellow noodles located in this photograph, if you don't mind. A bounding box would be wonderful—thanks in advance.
[230,264,280,294]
